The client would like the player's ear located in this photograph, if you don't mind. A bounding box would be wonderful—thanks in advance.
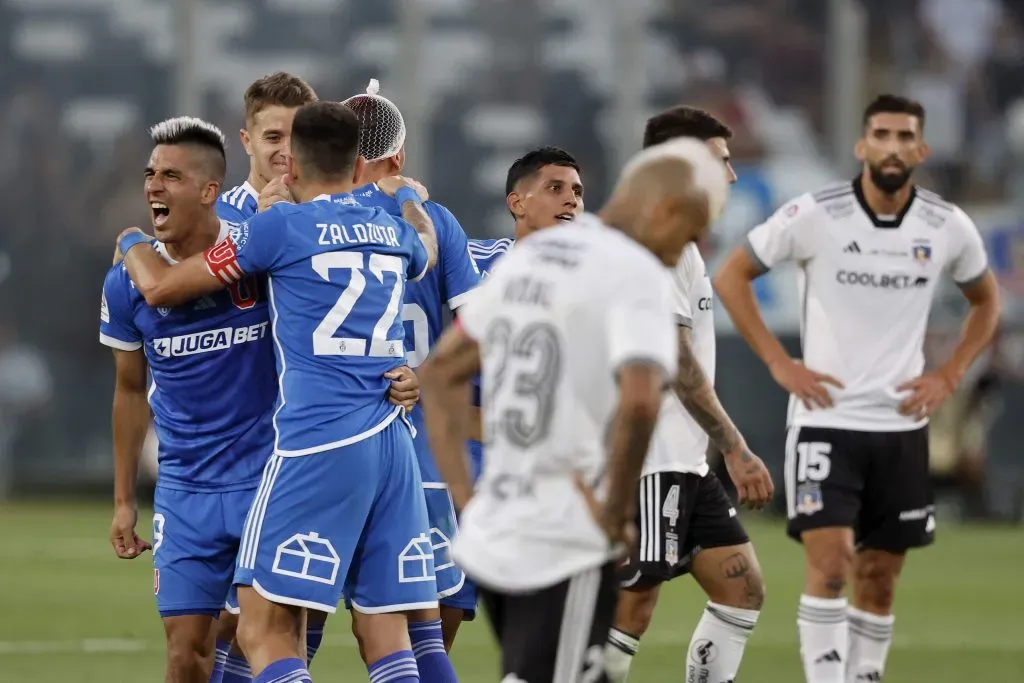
[352,156,366,184]
[200,179,220,206]
[393,148,405,173]
[507,191,525,218]
[284,156,297,183]
[854,137,866,163]
[240,128,253,157]
[918,140,931,163]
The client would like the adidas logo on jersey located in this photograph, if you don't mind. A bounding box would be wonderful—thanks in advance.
[193,295,217,311]
[843,241,862,254]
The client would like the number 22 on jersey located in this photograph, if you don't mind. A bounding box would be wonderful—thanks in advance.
[311,252,405,357]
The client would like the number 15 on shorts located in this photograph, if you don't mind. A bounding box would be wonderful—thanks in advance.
[787,438,832,517]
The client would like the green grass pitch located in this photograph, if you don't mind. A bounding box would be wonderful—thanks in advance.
[1,500,1021,681]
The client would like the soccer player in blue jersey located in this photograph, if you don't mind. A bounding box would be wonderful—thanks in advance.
[115,101,440,683]
[466,146,584,477]
[217,72,319,223]
[103,117,277,683]
[340,81,479,669]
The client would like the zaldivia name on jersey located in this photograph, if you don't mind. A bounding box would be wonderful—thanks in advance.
[317,222,401,248]
[152,321,269,358]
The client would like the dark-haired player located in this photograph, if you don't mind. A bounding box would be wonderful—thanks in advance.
[101,117,278,683]
[466,146,584,476]
[217,71,319,222]
[604,106,772,683]
[715,94,1001,683]
[115,102,441,683]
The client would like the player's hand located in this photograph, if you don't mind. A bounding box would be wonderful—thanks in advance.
[385,365,420,412]
[258,174,294,212]
[769,357,844,410]
[897,371,956,421]
[574,473,636,555]
[377,175,429,202]
[724,446,774,511]
[113,227,148,265]
[110,504,152,559]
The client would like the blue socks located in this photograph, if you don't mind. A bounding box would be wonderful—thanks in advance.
[210,640,230,683]
[254,658,310,683]
[223,650,253,683]
[305,625,324,666]
[409,620,457,682]
[368,649,420,682]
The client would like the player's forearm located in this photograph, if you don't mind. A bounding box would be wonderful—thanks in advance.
[123,246,180,307]
[400,201,439,269]
[714,262,791,370]
[421,381,474,510]
[942,291,1001,386]
[603,399,660,528]
[112,388,150,506]
[674,328,745,457]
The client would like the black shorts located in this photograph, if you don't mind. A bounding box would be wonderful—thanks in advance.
[617,471,750,590]
[784,425,935,551]
[479,563,619,683]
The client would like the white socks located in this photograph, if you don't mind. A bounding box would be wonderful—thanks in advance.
[686,602,759,683]
[798,595,849,683]
[846,605,894,682]
[605,602,760,683]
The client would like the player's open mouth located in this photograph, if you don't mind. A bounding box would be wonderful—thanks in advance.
[151,202,170,228]
[555,213,574,223]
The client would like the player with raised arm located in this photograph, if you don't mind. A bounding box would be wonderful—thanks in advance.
[420,138,731,682]
[102,117,277,683]
[604,106,774,683]
[465,147,584,474]
[217,72,318,222]
[115,102,441,683]
[339,80,477,677]
[714,94,1001,683]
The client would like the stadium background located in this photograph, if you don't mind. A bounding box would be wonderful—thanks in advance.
[0,0,1022,680]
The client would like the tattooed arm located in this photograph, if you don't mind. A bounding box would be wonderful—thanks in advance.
[674,325,774,509]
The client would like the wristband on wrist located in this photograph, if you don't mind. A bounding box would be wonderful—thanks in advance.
[119,231,149,257]
[394,186,422,207]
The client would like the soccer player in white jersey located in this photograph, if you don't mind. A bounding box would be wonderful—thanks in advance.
[604,106,774,683]
[714,94,1001,683]
[216,72,319,222]
[419,138,732,683]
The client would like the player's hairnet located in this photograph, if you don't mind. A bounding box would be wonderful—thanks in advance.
[342,79,407,162]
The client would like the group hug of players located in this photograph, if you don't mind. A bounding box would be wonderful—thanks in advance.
[101,69,1000,683]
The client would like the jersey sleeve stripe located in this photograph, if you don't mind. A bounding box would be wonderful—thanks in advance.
[99,333,143,351]
[743,237,770,274]
[954,267,988,289]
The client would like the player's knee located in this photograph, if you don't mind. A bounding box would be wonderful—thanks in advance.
[164,619,214,676]
[615,587,659,637]
[853,552,902,611]
[803,531,854,597]
[718,565,767,611]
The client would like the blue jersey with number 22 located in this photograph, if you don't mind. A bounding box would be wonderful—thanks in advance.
[352,183,481,482]
[205,193,430,456]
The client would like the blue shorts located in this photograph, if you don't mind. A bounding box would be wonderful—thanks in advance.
[234,421,438,614]
[424,484,477,620]
[152,486,255,618]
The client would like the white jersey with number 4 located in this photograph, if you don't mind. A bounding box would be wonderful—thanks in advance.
[745,179,989,432]
[644,242,716,477]
[453,214,678,593]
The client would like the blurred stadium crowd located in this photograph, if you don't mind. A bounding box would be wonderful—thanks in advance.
[0,0,1022,517]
